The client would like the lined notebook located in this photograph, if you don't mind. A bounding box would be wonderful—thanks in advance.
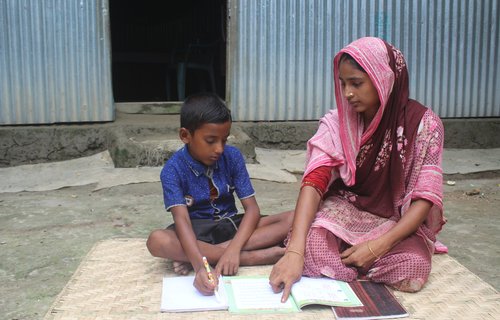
[160,275,228,312]
[226,276,362,314]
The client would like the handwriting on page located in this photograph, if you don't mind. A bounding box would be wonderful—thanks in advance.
[230,278,295,310]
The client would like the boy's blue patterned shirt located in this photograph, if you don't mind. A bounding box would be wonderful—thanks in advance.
[160,145,255,219]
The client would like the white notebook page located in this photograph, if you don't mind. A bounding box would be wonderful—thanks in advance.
[161,275,228,312]
[229,277,295,310]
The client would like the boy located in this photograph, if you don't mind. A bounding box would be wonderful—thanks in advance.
[147,93,293,296]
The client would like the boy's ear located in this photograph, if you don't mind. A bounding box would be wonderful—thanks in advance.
[179,128,191,144]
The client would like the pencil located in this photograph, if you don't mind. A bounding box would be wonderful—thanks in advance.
[202,256,221,302]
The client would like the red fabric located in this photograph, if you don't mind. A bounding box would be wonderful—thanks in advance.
[301,166,332,196]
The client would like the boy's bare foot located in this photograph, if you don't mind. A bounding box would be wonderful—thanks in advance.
[172,261,192,275]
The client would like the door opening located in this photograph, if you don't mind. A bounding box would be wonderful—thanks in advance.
[109,0,227,103]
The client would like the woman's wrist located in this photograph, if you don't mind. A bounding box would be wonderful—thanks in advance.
[285,248,304,261]
[370,237,392,258]
[367,241,381,259]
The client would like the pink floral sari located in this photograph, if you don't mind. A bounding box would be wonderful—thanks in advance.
[302,37,445,292]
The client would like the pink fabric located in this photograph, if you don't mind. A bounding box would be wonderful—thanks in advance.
[434,240,448,254]
[309,109,445,245]
[300,37,446,292]
[303,109,346,183]
[333,38,394,182]
[303,229,433,293]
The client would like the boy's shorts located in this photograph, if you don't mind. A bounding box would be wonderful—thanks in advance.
[167,214,244,244]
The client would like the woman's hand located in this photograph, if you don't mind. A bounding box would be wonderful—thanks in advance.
[193,267,218,296]
[340,240,386,270]
[269,252,304,302]
[268,185,321,302]
[343,199,433,272]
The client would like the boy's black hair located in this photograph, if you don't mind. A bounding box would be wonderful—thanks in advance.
[180,92,232,133]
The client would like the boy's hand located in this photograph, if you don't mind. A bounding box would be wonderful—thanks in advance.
[215,247,240,275]
[193,268,218,296]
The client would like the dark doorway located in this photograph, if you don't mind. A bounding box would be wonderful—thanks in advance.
[109,0,227,102]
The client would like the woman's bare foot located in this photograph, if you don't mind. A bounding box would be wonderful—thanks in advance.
[172,261,193,275]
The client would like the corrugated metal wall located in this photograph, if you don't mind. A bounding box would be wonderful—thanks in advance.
[228,0,500,121]
[0,0,114,125]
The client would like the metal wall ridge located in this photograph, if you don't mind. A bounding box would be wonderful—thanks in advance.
[228,0,500,121]
[0,0,114,125]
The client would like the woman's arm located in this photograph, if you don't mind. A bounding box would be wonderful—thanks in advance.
[269,186,322,302]
[373,111,443,256]
[373,199,432,255]
[340,199,432,268]
[342,112,442,268]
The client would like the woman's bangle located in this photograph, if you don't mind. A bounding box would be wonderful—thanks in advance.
[286,249,304,260]
[367,241,381,260]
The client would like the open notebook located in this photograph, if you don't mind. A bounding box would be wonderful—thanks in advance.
[225,276,362,313]
[161,275,361,314]
[160,275,228,312]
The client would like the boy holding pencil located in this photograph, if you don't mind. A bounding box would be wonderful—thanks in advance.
[147,93,293,295]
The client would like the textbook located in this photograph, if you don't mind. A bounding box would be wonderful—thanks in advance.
[225,275,363,314]
[161,274,362,313]
[332,280,408,319]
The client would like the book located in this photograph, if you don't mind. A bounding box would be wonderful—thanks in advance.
[160,275,229,312]
[224,275,362,314]
[332,281,408,319]
[161,274,362,314]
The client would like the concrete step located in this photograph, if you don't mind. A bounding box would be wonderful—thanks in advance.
[1,112,499,168]
[109,125,257,167]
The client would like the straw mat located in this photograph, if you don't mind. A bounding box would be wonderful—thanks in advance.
[44,238,499,320]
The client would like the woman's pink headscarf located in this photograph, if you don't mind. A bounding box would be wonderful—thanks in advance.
[333,37,395,178]
[305,37,429,218]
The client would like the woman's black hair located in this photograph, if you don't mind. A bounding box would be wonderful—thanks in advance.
[339,53,367,73]
[180,92,232,133]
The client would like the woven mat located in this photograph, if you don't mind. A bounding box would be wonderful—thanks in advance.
[44,238,499,320]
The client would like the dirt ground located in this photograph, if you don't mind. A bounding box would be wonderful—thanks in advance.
[0,175,499,320]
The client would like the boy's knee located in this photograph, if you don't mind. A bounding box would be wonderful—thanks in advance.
[146,229,169,257]
[282,210,294,226]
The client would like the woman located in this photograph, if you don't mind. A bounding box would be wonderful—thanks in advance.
[269,37,445,302]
